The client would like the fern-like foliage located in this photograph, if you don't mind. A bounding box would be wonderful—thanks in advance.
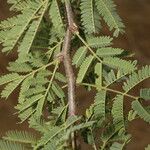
[95,0,125,36]
[3,130,37,145]
[123,65,150,93]
[110,142,125,150]
[96,47,124,57]
[132,100,150,123]
[76,55,94,83]
[87,36,113,48]
[112,95,124,129]
[103,57,137,73]
[0,1,46,55]
[34,116,94,149]
[49,0,65,36]
[86,90,106,127]
[72,46,87,67]
[0,140,26,150]
[80,0,101,34]
[140,88,150,100]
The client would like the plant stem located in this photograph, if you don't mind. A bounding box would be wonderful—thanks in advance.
[81,83,139,100]
[62,0,78,149]
[76,33,102,63]
[90,128,98,150]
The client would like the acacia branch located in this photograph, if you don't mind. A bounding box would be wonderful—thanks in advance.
[61,1,78,149]
[62,0,78,116]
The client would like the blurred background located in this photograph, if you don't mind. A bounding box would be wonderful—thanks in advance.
[0,0,150,149]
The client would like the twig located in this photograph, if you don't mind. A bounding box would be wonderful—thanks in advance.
[61,0,78,149]
[62,29,76,116]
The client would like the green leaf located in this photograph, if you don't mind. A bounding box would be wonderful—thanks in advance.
[140,88,150,100]
[103,69,116,86]
[0,73,21,85]
[17,1,49,62]
[80,0,101,34]
[123,65,150,93]
[92,90,106,126]
[110,142,124,150]
[0,140,25,150]
[52,82,65,99]
[3,130,37,144]
[0,1,44,52]
[7,62,32,73]
[87,36,113,48]
[132,100,150,124]
[95,0,125,36]
[18,107,36,123]
[112,95,124,128]
[95,63,102,89]
[1,77,24,99]
[103,57,137,73]
[16,94,44,112]
[128,110,137,121]
[55,72,67,83]
[18,76,33,104]
[77,55,94,83]
[29,115,49,133]
[72,46,87,67]
[96,47,124,57]
[49,0,64,36]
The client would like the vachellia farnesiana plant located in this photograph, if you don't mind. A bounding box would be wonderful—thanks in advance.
[0,0,150,150]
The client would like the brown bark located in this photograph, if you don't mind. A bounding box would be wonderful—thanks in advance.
[61,0,78,149]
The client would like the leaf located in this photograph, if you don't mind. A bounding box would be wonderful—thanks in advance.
[29,115,49,133]
[52,82,65,99]
[80,0,101,34]
[95,0,125,36]
[103,57,137,73]
[33,126,61,149]
[1,78,24,99]
[3,130,37,144]
[7,62,32,73]
[0,140,25,150]
[49,0,64,36]
[112,95,124,128]
[96,47,124,57]
[94,90,106,119]
[0,73,22,85]
[54,72,67,83]
[128,110,137,121]
[65,115,81,127]
[18,107,36,123]
[132,100,150,124]
[18,76,32,104]
[103,69,116,86]
[87,36,113,48]
[123,65,150,93]
[16,94,44,112]
[77,55,94,83]
[7,0,33,12]
[140,88,150,100]
[17,1,49,62]
[110,142,124,150]
[72,46,87,67]
[35,97,46,119]
[0,1,44,52]
[95,62,102,89]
